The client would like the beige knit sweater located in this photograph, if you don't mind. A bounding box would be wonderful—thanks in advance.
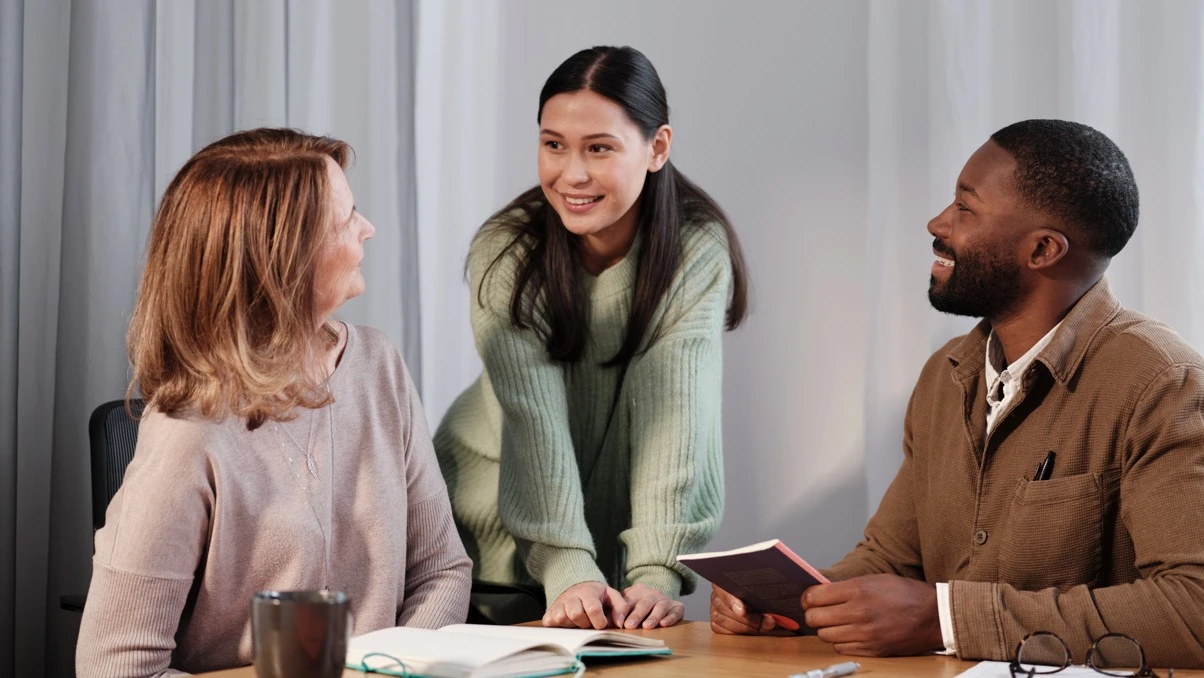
[76,324,472,677]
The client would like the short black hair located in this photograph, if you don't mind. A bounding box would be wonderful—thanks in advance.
[990,119,1139,258]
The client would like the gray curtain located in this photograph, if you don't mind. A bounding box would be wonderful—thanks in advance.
[0,1,419,675]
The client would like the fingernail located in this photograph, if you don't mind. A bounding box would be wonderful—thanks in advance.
[732,602,744,615]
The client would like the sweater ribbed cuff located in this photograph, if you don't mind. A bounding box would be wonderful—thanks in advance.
[626,565,684,598]
[950,580,1008,660]
[76,564,195,677]
[534,547,607,604]
[396,494,473,629]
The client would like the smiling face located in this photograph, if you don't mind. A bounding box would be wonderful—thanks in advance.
[313,155,375,322]
[926,140,1033,320]
[537,89,669,242]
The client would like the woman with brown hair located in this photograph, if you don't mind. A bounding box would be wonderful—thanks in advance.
[75,128,471,677]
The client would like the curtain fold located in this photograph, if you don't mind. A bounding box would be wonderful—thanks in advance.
[45,1,158,673]
[0,2,419,675]
[0,0,22,668]
[2,2,73,676]
[412,0,498,424]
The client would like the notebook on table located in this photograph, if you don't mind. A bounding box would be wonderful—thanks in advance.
[676,538,829,632]
[347,623,671,678]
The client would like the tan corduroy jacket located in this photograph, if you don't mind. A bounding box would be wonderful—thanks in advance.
[828,278,1204,666]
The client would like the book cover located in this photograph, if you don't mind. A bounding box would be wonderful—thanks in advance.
[676,538,830,632]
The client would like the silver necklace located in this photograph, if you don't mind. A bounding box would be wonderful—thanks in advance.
[278,408,321,478]
[275,405,335,590]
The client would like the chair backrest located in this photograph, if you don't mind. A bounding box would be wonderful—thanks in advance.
[88,399,144,530]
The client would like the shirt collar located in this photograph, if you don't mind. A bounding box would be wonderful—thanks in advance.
[948,277,1123,385]
[984,321,1062,392]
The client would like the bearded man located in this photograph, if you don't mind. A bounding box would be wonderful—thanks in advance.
[711,120,1204,668]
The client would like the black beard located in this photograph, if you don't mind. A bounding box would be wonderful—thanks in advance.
[928,244,1021,319]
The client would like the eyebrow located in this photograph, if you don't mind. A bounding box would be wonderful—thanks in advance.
[538,129,622,142]
[957,182,982,200]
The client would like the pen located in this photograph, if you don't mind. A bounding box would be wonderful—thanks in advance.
[1034,451,1056,481]
[788,661,861,678]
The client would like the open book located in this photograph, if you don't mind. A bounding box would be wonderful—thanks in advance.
[677,538,829,632]
[346,623,671,678]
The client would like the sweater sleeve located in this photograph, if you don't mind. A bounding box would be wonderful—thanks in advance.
[468,229,606,603]
[620,230,731,598]
[76,414,213,678]
[395,359,473,628]
[950,363,1204,667]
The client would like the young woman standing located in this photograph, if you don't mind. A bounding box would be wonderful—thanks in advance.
[435,45,749,630]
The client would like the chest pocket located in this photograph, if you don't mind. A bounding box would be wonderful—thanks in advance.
[997,467,1120,591]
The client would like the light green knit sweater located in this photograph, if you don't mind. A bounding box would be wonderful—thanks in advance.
[433,216,729,604]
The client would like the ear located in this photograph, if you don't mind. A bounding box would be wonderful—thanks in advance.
[1026,228,1070,270]
[648,125,672,173]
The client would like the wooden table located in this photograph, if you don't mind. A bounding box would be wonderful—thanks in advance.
[199,621,1202,677]
[199,619,1204,678]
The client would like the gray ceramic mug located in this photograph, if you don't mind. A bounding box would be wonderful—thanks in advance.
[252,590,351,678]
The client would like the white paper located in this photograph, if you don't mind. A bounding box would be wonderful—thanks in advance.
[956,661,1106,678]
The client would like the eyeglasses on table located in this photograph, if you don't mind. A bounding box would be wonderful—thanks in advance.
[1009,631,1172,678]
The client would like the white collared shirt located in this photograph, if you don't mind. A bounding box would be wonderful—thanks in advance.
[936,322,1062,654]
[983,323,1062,434]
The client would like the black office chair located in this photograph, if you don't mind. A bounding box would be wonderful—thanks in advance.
[467,580,546,625]
[87,399,145,530]
[59,398,545,621]
[60,399,144,612]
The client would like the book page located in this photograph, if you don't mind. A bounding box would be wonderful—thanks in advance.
[346,626,575,678]
[440,624,666,653]
[678,539,784,558]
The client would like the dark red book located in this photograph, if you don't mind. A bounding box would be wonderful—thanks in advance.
[677,539,830,632]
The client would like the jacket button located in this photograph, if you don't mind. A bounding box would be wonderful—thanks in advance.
[973,529,988,545]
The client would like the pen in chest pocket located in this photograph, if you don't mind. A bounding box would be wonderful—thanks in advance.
[1033,450,1056,481]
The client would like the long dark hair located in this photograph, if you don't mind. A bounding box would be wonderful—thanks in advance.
[477,45,749,366]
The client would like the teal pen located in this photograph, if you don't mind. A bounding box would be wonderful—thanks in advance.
[788,661,861,678]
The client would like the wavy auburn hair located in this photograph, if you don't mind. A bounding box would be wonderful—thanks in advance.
[127,128,351,430]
